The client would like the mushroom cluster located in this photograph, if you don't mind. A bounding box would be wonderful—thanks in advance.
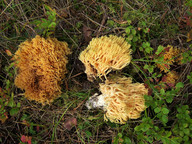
[79,35,132,81]
[156,70,179,90]
[86,76,148,124]
[14,35,71,104]
[156,45,182,72]
[80,35,148,124]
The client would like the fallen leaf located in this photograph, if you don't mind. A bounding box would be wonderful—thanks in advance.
[36,126,40,132]
[5,49,12,56]
[83,26,92,43]
[144,83,153,95]
[21,135,32,144]
[64,117,77,130]
[21,135,26,143]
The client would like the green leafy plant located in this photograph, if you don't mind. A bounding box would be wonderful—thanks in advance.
[0,63,20,123]
[172,105,192,143]
[31,5,57,37]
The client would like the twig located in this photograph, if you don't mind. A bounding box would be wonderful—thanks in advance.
[0,0,14,17]
[59,23,79,47]
[96,5,107,37]
[81,13,108,29]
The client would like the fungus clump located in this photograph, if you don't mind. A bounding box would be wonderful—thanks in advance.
[86,76,148,124]
[156,71,179,90]
[79,35,132,81]
[14,35,71,104]
[156,45,181,72]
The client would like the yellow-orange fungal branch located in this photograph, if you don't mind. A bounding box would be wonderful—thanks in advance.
[156,45,182,72]
[79,35,132,81]
[14,35,71,104]
[100,76,148,124]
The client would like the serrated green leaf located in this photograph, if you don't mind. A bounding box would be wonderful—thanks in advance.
[157,74,162,77]
[184,129,190,135]
[162,108,169,114]
[48,22,56,28]
[6,80,10,90]
[41,22,49,28]
[183,135,189,142]
[17,102,21,108]
[141,124,151,132]
[132,36,138,42]
[166,96,173,103]
[125,27,130,34]
[155,45,164,55]
[183,123,188,128]
[160,89,165,95]
[21,114,28,121]
[145,47,153,54]
[161,137,171,144]
[123,137,132,144]
[176,82,184,89]
[132,29,136,35]
[7,93,15,107]
[162,115,168,124]
[144,64,149,69]
[29,125,36,135]
[118,133,122,138]
[139,47,143,51]
[85,131,92,138]
[127,19,131,25]
[127,35,133,41]
[9,107,19,116]
[148,66,154,73]
[107,20,114,27]
[154,107,161,113]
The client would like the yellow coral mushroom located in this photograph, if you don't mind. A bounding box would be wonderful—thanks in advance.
[86,76,148,124]
[14,35,71,104]
[156,45,181,72]
[79,35,132,81]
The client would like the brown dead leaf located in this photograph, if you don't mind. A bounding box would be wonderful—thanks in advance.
[64,117,77,130]
[83,26,92,43]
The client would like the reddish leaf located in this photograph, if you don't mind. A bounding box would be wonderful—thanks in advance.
[36,126,40,132]
[27,137,32,144]
[21,135,26,143]
[144,83,153,96]
[21,135,32,144]
[5,49,12,56]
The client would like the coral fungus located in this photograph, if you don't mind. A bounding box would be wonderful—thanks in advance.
[14,35,71,104]
[156,45,181,72]
[86,76,148,124]
[79,35,132,81]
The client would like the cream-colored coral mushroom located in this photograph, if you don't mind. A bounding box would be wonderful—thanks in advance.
[79,35,132,81]
[86,76,148,124]
[14,35,71,104]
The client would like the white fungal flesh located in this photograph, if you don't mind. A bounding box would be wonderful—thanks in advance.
[86,93,106,109]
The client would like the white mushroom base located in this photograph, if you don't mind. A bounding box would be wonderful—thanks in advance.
[86,93,106,110]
